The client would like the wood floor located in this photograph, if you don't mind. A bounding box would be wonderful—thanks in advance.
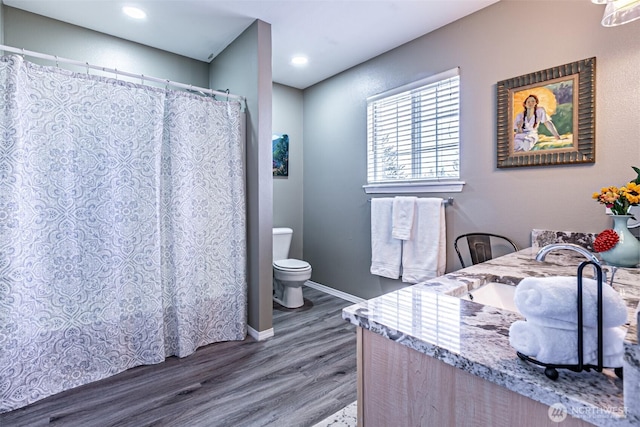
[0,287,357,427]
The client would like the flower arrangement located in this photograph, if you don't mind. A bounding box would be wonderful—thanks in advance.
[592,166,640,216]
[591,167,640,264]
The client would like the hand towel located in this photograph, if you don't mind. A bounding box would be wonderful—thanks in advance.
[391,196,417,240]
[509,320,625,367]
[370,198,402,279]
[401,198,445,283]
[514,276,628,328]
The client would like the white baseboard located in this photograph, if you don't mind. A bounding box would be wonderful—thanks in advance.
[247,325,274,341]
[247,281,362,342]
[304,281,364,304]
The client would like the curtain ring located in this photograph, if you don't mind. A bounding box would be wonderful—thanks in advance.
[86,62,90,75]
[141,74,144,85]
[21,48,25,58]
[226,89,230,102]
[165,79,170,90]
[114,68,118,81]
[55,55,59,68]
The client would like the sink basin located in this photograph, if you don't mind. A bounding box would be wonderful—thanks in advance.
[461,282,518,313]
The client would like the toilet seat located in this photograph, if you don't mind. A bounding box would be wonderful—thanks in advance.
[272,258,311,309]
[273,258,311,271]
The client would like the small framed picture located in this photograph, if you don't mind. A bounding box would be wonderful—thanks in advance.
[272,134,289,177]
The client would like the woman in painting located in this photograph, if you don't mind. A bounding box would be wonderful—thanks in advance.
[513,94,561,152]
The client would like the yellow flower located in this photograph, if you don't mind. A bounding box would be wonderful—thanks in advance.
[593,168,640,215]
[621,182,640,204]
[594,187,620,204]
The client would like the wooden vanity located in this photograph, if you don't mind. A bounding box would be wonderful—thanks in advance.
[343,248,640,426]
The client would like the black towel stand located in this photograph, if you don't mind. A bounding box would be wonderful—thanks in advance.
[516,261,624,381]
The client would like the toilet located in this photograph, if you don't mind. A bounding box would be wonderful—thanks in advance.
[273,227,312,308]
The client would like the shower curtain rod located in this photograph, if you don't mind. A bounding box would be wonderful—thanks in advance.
[0,44,245,103]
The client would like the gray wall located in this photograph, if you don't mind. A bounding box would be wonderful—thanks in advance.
[273,83,304,259]
[302,1,640,300]
[3,7,209,87]
[210,20,274,333]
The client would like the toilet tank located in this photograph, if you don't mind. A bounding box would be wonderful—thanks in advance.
[272,227,293,261]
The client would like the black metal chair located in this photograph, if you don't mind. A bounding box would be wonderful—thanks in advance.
[454,233,519,268]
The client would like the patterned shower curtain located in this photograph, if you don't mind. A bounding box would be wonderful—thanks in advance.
[0,55,247,413]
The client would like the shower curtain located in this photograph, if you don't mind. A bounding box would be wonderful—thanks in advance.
[0,55,247,412]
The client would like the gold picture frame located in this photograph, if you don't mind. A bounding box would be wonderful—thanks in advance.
[496,57,595,168]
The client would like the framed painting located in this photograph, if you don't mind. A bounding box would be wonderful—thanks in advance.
[496,57,595,168]
[272,133,289,177]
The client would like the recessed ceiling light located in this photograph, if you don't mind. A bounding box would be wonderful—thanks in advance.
[123,6,146,20]
[291,56,308,66]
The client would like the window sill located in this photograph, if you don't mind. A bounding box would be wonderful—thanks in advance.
[362,180,465,194]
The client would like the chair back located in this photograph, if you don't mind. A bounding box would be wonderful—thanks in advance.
[454,233,518,268]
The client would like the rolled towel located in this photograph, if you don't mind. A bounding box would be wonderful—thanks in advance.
[514,276,628,328]
[509,320,625,367]
[517,315,588,331]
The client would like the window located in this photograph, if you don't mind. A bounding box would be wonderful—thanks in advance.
[365,68,462,193]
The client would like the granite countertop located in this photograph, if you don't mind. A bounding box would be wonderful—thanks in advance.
[343,247,640,426]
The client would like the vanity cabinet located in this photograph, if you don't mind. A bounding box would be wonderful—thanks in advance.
[357,328,593,427]
[345,247,639,426]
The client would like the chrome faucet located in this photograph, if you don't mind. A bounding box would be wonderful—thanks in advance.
[535,243,611,284]
[535,243,600,264]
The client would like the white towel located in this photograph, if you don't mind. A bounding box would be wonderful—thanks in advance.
[515,315,596,332]
[509,320,625,367]
[370,198,402,279]
[391,196,417,240]
[401,198,446,283]
[514,276,628,328]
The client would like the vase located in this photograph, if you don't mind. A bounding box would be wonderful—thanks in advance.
[599,215,640,268]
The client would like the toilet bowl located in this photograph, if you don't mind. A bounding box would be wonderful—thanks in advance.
[272,227,312,309]
[273,259,312,308]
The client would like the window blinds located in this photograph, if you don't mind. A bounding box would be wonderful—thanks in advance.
[367,68,460,184]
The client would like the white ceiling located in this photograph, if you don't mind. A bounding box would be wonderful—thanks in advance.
[3,0,499,89]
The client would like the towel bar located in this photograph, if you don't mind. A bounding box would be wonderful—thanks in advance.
[367,197,453,206]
